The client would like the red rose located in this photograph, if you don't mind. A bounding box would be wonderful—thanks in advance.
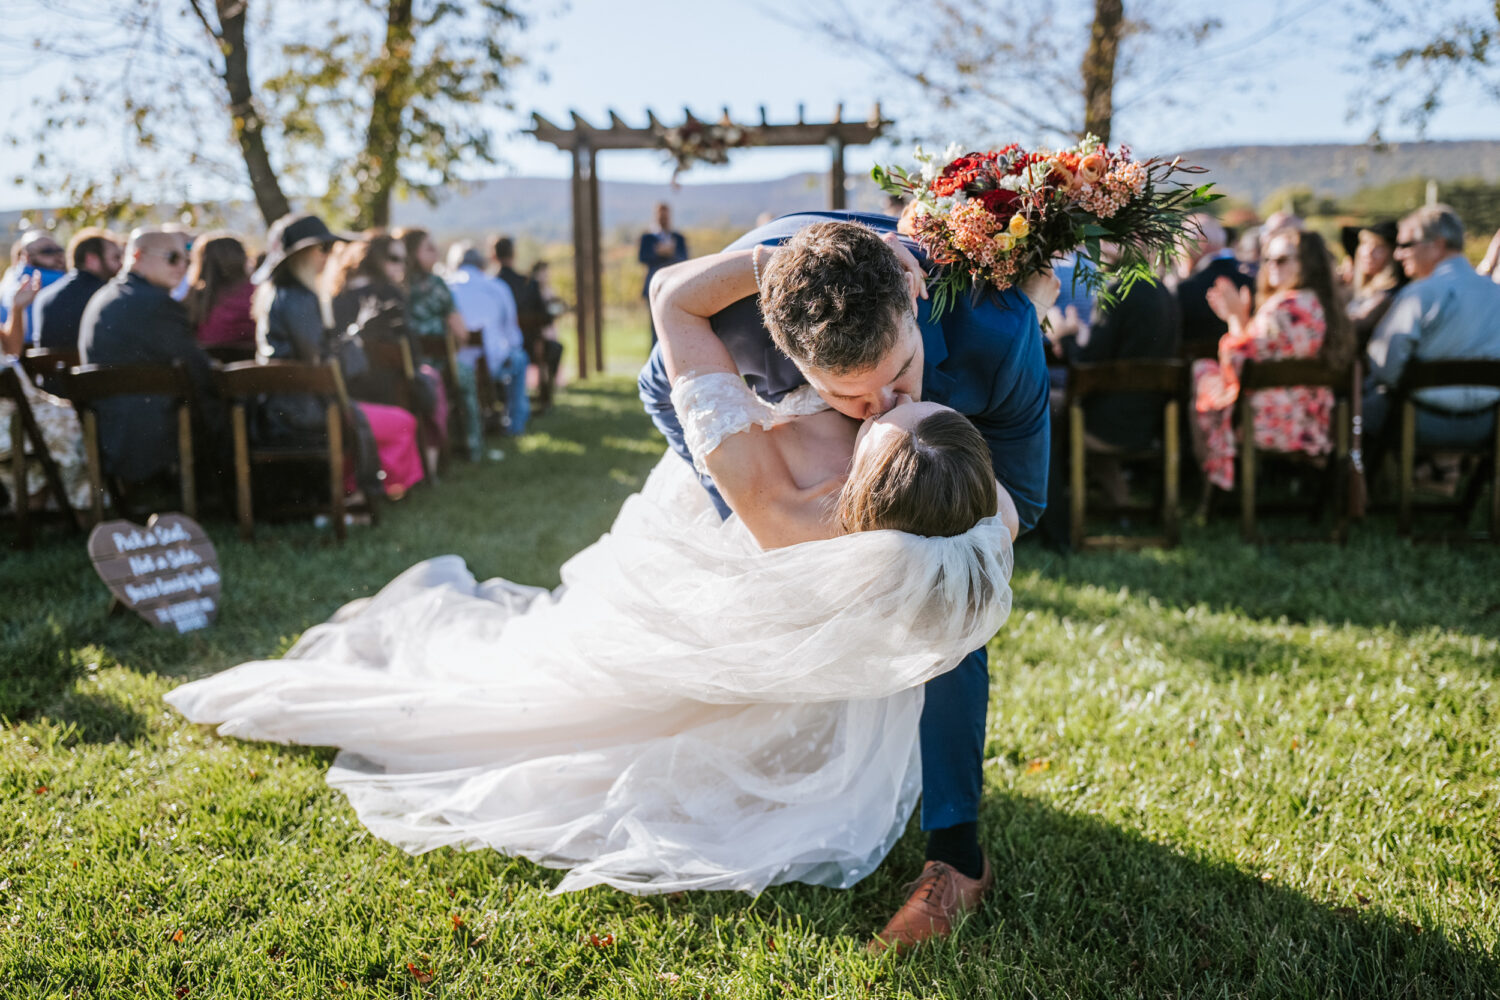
[978,188,1019,214]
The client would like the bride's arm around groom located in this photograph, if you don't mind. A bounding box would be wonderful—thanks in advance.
[637,210,1053,529]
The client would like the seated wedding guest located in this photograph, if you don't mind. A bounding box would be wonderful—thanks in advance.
[327,232,449,472]
[492,235,549,408]
[1050,246,1183,450]
[1260,211,1303,245]
[1234,226,1262,282]
[1050,249,1097,329]
[78,227,228,490]
[1038,246,1181,546]
[528,260,566,412]
[0,230,68,347]
[1340,221,1408,353]
[397,226,486,461]
[1192,229,1351,497]
[0,274,91,513]
[184,233,256,351]
[1477,226,1500,284]
[1176,213,1253,351]
[252,213,423,500]
[34,228,122,357]
[1363,205,1500,457]
[446,242,529,437]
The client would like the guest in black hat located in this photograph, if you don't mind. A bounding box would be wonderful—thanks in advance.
[1340,220,1407,352]
[251,213,425,503]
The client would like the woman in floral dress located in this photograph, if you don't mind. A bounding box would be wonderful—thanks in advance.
[1192,229,1352,492]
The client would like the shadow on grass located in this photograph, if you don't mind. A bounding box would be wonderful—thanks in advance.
[1017,521,1500,641]
[757,794,1498,996]
[43,687,150,745]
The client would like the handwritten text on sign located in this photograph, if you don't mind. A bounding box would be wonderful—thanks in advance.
[87,513,221,633]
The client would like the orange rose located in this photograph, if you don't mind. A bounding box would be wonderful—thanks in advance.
[1078,153,1106,185]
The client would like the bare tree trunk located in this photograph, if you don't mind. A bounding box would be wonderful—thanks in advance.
[1081,0,1124,144]
[355,0,415,230]
[214,0,291,226]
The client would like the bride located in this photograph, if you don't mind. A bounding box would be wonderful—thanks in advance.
[167,245,1019,896]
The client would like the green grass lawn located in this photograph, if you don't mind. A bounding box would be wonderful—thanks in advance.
[3,360,1499,997]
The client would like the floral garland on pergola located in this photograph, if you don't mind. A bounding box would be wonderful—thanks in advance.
[656,116,757,183]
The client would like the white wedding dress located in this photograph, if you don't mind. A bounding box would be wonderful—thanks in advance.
[167,384,1015,895]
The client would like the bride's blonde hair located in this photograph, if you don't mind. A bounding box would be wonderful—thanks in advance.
[837,410,997,537]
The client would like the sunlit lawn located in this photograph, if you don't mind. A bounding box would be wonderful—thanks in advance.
[3,320,1498,997]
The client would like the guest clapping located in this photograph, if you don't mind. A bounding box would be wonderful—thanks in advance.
[1192,229,1352,494]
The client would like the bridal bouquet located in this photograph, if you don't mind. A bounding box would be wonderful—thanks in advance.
[873,137,1217,319]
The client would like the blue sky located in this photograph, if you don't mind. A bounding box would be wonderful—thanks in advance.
[0,0,1493,211]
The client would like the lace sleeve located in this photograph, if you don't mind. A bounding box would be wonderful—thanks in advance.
[669,372,780,475]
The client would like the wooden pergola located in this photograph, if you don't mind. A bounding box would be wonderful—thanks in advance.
[526,104,892,377]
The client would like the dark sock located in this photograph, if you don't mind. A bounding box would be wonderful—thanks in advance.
[924,821,983,880]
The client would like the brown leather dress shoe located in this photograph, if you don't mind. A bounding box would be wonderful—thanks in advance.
[868,857,993,954]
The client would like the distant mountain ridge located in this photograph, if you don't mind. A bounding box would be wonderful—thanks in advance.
[389,139,1500,241]
[5,140,1498,245]
[1177,140,1500,204]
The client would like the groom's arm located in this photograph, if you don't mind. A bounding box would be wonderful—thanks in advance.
[955,290,1052,534]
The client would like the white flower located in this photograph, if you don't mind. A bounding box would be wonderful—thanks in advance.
[1023,162,1052,188]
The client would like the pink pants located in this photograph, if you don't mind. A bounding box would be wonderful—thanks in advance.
[346,401,424,496]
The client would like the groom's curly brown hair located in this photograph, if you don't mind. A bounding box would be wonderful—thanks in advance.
[758,221,911,375]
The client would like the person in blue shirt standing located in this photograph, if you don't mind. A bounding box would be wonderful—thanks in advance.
[638,211,1054,951]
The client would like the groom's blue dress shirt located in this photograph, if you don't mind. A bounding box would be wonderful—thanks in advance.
[638,210,1051,532]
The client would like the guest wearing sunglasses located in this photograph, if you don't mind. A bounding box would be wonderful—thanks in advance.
[1363,205,1500,460]
[0,230,69,349]
[1191,229,1353,501]
[77,227,227,490]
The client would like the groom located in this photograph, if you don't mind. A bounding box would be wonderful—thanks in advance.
[638,211,1051,950]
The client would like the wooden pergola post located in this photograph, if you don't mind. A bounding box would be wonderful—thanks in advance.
[569,141,589,379]
[527,105,891,379]
[589,144,603,373]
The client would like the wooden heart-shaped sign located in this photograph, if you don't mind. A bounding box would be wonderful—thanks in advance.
[87,513,221,633]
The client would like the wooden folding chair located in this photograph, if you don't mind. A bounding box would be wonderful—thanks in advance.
[1178,339,1220,363]
[414,331,470,454]
[1394,359,1500,543]
[20,347,79,397]
[463,329,506,432]
[1,366,82,547]
[1067,359,1185,550]
[216,359,376,542]
[1237,358,1353,544]
[364,338,447,472]
[67,363,199,526]
[204,343,257,365]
